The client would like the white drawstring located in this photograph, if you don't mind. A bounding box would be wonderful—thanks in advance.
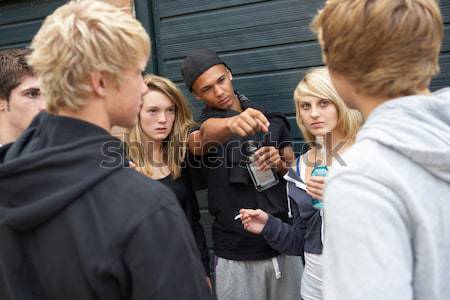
[287,184,293,218]
[320,209,325,242]
[272,257,281,279]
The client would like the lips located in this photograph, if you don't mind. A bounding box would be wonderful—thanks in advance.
[311,122,325,128]
[218,96,230,105]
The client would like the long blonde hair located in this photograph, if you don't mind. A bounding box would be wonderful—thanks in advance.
[294,67,362,145]
[125,75,195,179]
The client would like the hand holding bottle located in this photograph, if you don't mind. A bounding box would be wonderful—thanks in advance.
[311,135,328,209]
[254,146,282,171]
[306,176,326,200]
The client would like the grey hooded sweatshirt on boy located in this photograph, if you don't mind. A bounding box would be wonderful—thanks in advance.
[323,88,450,300]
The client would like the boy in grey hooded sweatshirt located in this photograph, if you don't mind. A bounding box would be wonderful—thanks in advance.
[311,1,450,300]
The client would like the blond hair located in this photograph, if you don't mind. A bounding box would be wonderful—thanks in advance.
[28,0,150,114]
[126,75,196,179]
[294,67,362,144]
[312,0,443,98]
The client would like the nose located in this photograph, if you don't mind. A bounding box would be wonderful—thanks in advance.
[214,84,224,98]
[38,98,47,112]
[158,111,167,124]
[310,104,320,119]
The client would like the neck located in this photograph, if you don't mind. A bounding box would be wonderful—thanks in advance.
[143,136,163,163]
[356,88,431,120]
[58,97,112,132]
[230,93,242,112]
[0,118,20,145]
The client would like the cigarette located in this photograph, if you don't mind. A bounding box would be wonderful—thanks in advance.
[234,214,242,220]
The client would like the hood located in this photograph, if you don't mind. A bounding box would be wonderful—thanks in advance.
[0,113,125,231]
[357,88,450,182]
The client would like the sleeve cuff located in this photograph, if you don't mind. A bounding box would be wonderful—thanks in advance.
[261,214,282,240]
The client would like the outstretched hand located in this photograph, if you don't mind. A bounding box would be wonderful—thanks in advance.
[227,108,269,137]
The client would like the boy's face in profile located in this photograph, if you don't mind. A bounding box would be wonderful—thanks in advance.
[104,57,149,129]
[0,75,45,137]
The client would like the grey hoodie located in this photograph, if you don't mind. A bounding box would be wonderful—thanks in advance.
[322,88,450,300]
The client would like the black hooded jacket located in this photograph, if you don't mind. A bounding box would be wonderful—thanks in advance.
[190,93,293,260]
[0,113,212,300]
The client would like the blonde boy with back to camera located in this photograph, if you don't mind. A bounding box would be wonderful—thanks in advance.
[312,1,450,300]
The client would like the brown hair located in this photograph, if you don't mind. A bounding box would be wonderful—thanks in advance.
[0,48,34,101]
[125,75,196,179]
[312,0,443,98]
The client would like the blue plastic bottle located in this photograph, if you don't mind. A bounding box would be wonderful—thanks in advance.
[311,136,328,209]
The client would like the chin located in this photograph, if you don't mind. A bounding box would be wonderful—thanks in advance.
[310,129,328,137]
[221,102,233,110]
[152,133,170,141]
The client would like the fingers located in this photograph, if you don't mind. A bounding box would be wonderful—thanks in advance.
[235,117,257,136]
[310,176,325,184]
[231,108,270,136]
[239,208,259,217]
[239,209,257,226]
[238,208,268,234]
[206,277,212,290]
[255,118,269,133]
[255,146,280,170]
[306,178,324,199]
[248,109,270,133]
[306,188,322,200]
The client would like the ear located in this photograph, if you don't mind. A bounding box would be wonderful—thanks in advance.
[226,68,233,81]
[0,98,8,112]
[193,92,202,101]
[89,72,107,97]
[328,69,343,82]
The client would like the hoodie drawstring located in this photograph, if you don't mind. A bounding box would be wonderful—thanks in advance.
[287,184,293,218]
[272,257,281,279]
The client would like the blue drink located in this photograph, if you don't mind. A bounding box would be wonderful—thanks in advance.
[311,164,328,209]
[311,135,328,210]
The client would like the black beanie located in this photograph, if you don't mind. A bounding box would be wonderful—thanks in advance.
[180,48,230,92]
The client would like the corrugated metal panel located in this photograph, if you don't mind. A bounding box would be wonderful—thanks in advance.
[0,0,66,50]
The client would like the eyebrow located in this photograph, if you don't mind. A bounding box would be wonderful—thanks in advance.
[21,87,40,93]
[146,105,176,109]
[200,74,226,92]
[200,85,211,92]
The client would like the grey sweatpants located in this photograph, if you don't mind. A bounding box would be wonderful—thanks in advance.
[215,255,303,300]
